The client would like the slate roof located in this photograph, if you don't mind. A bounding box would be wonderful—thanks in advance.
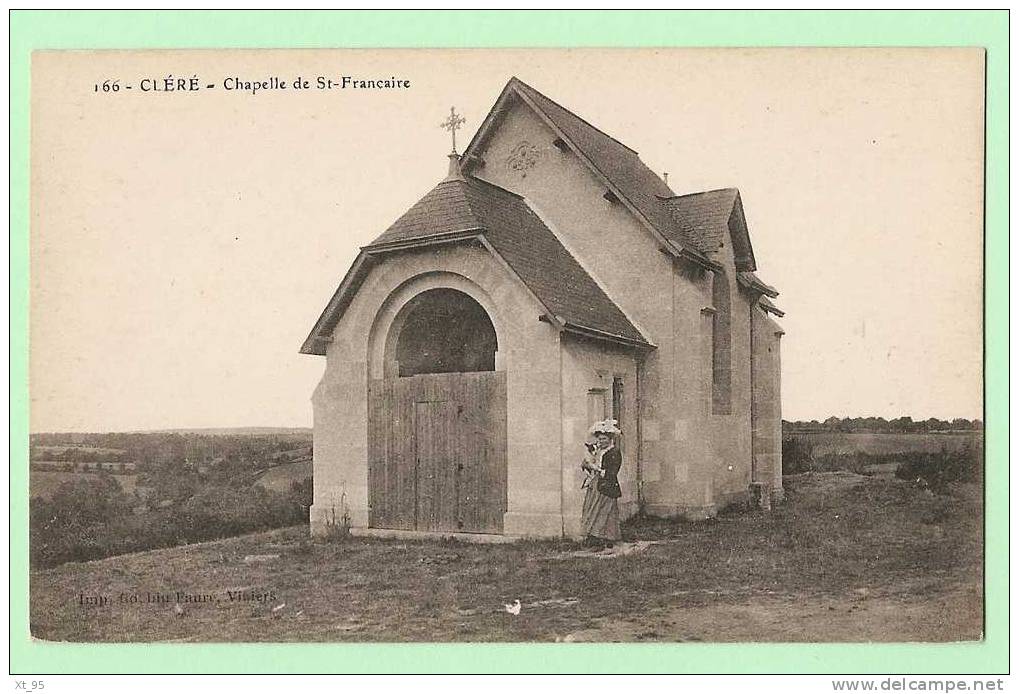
[660,188,739,256]
[370,171,648,345]
[369,167,484,246]
[301,162,650,355]
[302,78,780,356]
[507,80,703,253]
[466,78,759,272]
[660,189,757,272]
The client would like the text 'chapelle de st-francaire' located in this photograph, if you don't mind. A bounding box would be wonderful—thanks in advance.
[93,74,412,95]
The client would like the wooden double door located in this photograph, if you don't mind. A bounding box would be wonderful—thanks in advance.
[367,371,507,533]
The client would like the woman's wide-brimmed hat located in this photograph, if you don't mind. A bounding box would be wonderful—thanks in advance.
[589,419,621,436]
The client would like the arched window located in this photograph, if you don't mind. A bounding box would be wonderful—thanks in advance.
[394,288,498,377]
[712,270,732,414]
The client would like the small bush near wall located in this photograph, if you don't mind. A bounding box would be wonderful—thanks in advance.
[781,436,815,474]
[288,478,314,520]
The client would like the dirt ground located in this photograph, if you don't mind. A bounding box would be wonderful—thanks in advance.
[564,586,981,642]
[29,471,983,643]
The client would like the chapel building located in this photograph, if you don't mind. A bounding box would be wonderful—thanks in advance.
[301,77,784,538]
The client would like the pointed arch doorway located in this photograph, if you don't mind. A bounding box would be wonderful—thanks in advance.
[367,288,508,534]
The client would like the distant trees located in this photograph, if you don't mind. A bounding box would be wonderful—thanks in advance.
[30,479,305,569]
[30,430,313,474]
[30,474,134,567]
[137,465,202,503]
[783,416,983,434]
[31,473,131,528]
[28,430,315,568]
[29,447,125,463]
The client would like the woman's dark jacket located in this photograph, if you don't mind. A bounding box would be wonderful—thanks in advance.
[597,447,623,499]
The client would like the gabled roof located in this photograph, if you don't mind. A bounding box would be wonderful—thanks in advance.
[463,77,720,271]
[464,78,770,274]
[659,188,757,272]
[303,78,780,356]
[300,160,651,355]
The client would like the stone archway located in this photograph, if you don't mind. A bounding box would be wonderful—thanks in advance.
[391,288,498,377]
[367,271,508,381]
[367,282,508,534]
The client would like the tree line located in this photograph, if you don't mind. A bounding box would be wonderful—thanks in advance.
[784,416,983,434]
[29,430,315,568]
[29,430,312,469]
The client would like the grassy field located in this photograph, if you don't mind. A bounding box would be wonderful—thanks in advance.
[254,460,312,494]
[788,432,980,457]
[30,471,982,643]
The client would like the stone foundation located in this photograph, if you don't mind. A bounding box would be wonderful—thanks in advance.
[643,502,718,521]
[350,528,517,544]
[502,511,564,538]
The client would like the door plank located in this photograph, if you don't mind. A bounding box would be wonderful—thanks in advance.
[367,371,507,533]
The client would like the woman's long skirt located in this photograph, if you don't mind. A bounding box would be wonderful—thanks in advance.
[581,484,621,541]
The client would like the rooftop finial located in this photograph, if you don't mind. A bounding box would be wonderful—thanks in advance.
[439,106,467,154]
[444,152,465,181]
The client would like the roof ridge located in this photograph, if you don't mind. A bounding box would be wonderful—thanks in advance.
[465,174,524,200]
[509,77,640,156]
[658,187,740,201]
[465,77,730,272]
[457,178,491,226]
[365,227,484,250]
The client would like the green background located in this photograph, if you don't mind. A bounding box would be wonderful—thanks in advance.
[9,10,1009,674]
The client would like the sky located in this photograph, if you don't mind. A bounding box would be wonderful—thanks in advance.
[30,48,985,432]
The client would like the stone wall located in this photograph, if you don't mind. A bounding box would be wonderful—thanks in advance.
[752,306,784,500]
[559,336,640,538]
[310,242,563,537]
[472,99,724,521]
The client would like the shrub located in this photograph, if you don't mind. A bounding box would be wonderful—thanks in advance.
[781,436,815,474]
[288,478,314,519]
[31,473,131,528]
[895,443,982,491]
[179,485,305,540]
[30,482,307,569]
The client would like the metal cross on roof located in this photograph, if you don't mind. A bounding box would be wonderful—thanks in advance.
[439,106,467,154]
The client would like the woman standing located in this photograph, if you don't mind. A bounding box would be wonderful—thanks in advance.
[580,420,623,548]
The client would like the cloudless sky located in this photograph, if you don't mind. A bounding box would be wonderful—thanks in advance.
[30,48,984,432]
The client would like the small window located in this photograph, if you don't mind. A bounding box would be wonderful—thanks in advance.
[712,271,732,414]
[587,388,607,426]
[611,377,624,427]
